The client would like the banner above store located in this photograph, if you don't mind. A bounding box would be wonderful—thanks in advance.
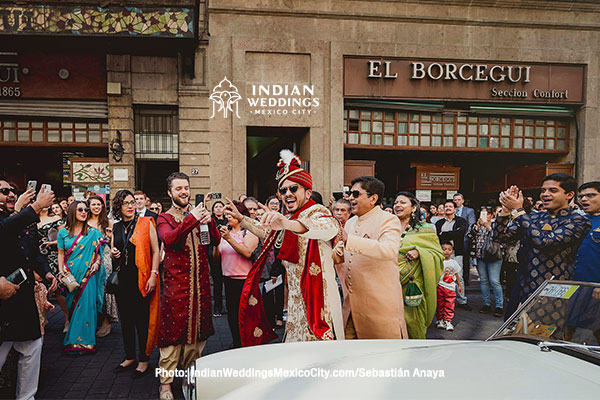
[344,57,585,105]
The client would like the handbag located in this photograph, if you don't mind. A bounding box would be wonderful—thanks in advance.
[105,270,119,294]
[399,255,423,307]
[60,231,83,293]
[482,229,503,261]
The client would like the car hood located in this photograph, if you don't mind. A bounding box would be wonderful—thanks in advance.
[193,339,600,399]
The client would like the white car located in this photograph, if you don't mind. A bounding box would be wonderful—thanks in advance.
[184,280,600,399]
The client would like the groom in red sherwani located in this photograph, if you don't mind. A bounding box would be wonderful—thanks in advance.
[154,172,220,400]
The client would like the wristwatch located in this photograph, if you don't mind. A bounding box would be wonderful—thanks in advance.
[151,270,159,276]
[511,208,525,218]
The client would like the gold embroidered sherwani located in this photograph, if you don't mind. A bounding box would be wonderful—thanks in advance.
[241,204,345,342]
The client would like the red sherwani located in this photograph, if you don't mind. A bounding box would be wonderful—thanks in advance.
[156,208,220,347]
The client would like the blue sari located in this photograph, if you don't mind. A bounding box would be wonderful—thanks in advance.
[57,226,107,354]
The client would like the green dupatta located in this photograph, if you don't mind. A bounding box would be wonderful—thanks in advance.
[398,222,444,339]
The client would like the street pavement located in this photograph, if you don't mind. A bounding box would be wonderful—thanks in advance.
[0,267,505,399]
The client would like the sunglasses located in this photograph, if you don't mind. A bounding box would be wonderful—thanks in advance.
[77,207,89,213]
[0,188,15,196]
[346,190,371,199]
[278,185,300,195]
[149,207,158,211]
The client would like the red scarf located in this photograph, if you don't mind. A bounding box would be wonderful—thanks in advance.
[239,200,332,346]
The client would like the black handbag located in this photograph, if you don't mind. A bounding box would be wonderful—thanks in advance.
[482,229,503,261]
[105,269,119,294]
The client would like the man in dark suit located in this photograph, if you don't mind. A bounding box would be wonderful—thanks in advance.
[454,193,476,286]
[134,190,158,221]
[436,200,471,311]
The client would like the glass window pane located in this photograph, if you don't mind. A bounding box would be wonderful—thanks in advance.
[17,129,29,141]
[535,139,545,149]
[432,136,442,147]
[480,117,489,123]
[443,114,453,122]
[32,130,43,142]
[349,110,359,119]
[384,122,395,133]
[61,122,73,129]
[501,118,510,124]
[422,114,431,122]
[547,120,555,126]
[102,133,108,143]
[373,134,382,145]
[384,135,394,146]
[557,140,566,150]
[491,117,500,123]
[513,138,523,148]
[535,126,545,137]
[535,120,545,125]
[421,136,430,147]
[398,122,408,133]
[410,114,420,121]
[409,123,419,134]
[349,120,358,130]
[515,125,523,136]
[501,138,510,148]
[384,112,395,120]
[398,136,408,146]
[433,114,442,122]
[344,109,348,118]
[525,126,534,137]
[75,130,87,143]
[3,121,15,127]
[75,123,86,129]
[373,121,383,132]
[468,124,477,135]
[444,124,453,135]
[490,137,499,148]
[457,116,467,122]
[4,129,15,141]
[360,121,371,131]
[456,137,466,147]
[48,122,59,129]
[457,124,466,135]
[432,123,442,134]
[479,137,489,148]
[48,130,59,142]
[491,125,500,135]
[547,127,555,137]
[409,135,418,146]
[443,137,454,147]
[547,139,555,149]
[525,119,534,124]
[501,125,511,136]
[360,110,371,119]
[468,137,477,147]
[468,116,478,122]
[515,119,523,124]
[360,133,370,144]
[348,133,359,144]
[558,127,566,138]
[62,131,73,142]
[373,112,383,120]
[32,122,43,129]
[398,113,408,121]
[480,125,488,135]
[421,124,431,134]
[18,122,29,128]
[525,138,534,149]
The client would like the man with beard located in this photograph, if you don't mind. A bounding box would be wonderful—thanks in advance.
[0,178,55,399]
[495,173,591,318]
[154,173,221,400]
[226,150,343,345]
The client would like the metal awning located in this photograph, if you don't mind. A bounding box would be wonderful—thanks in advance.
[0,100,108,119]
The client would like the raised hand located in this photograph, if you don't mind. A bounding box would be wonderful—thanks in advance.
[223,197,243,222]
[32,189,55,213]
[15,188,35,212]
[260,211,287,231]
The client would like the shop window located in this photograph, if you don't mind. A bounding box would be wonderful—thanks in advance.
[0,119,108,145]
[344,108,570,153]
[134,107,179,160]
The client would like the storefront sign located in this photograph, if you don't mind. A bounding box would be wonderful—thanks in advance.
[344,57,584,104]
[416,166,460,191]
[415,190,432,202]
[0,52,105,99]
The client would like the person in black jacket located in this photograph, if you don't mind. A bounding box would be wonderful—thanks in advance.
[435,200,471,311]
[0,179,55,400]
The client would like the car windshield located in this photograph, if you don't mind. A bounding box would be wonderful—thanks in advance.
[489,280,600,354]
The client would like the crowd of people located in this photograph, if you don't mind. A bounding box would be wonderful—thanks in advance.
[0,149,599,399]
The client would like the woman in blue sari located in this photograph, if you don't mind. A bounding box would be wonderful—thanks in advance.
[57,201,107,354]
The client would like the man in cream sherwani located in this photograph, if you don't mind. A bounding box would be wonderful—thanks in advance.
[337,176,408,339]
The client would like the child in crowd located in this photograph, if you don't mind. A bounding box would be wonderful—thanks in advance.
[436,241,462,331]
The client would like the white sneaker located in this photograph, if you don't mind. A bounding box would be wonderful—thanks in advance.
[445,321,454,331]
[436,320,446,329]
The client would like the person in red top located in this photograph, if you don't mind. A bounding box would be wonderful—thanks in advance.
[155,172,220,400]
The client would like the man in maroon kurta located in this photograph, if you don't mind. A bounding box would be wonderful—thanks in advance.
[155,172,220,399]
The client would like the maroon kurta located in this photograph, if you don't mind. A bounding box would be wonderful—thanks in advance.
[156,208,220,347]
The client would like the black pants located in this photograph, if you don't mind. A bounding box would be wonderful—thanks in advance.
[262,286,276,327]
[223,276,245,348]
[273,282,284,321]
[210,260,225,313]
[115,283,150,362]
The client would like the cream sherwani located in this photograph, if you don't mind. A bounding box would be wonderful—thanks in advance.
[342,206,408,339]
[241,204,344,341]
